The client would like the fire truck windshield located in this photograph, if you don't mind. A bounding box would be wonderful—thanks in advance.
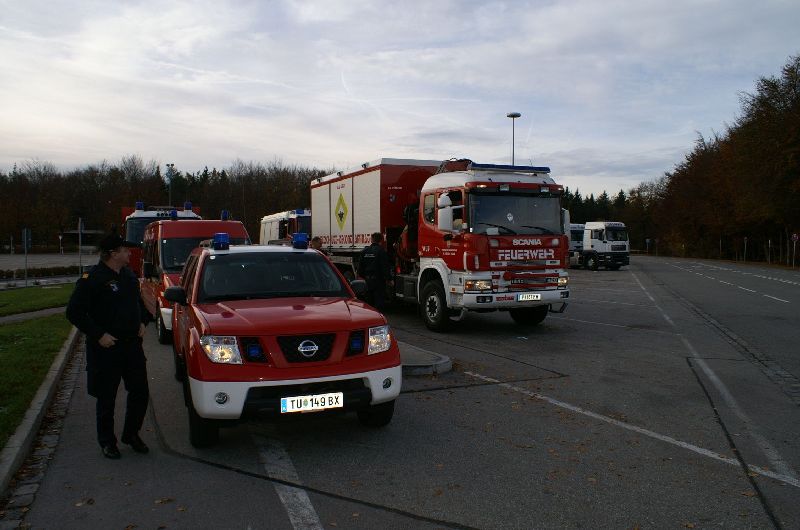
[125,218,153,244]
[469,193,562,236]
[161,237,250,272]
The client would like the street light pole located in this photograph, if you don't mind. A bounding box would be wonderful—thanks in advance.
[166,163,175,206]
[506,112,521,165]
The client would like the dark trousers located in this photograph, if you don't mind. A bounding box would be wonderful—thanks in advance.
[365,277,386,311]
[87,340,149,447]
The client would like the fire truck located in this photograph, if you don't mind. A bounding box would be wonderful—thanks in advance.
[259,209,311,245]
[122,201,201,276]
[311,158,570,330]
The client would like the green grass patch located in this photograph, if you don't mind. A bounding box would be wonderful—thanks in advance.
[0,284,73,317]
[0,314,73,447]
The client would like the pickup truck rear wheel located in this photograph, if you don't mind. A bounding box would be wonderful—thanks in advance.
[186,384,219,447]
[420,281,449,331]
[509,305,549,326]
[156,305,172,345]
[357,400,395,427]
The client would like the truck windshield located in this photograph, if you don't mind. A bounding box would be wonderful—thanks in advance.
[469,193,562,235]
[197,252,349,302]
[124,218,153,245]
[162,237,249,272]
[606,229,628,242]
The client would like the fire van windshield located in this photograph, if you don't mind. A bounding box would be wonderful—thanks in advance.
[469,193,561,236]
[162,237,249,272]
[197,252,350,303]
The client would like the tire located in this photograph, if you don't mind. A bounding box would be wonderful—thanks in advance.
[357,400,395,427]
[420,281,449,331]
[586,255,599,271]
[609,264,621,271]
[186,383,218,448]
[509,305,549,326]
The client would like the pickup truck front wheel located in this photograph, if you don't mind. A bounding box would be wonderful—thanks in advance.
[357,400,395,427]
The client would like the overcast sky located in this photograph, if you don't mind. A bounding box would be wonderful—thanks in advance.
[1,0,797,196]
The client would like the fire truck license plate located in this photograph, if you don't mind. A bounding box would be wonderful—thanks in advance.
[517,293,541,301]
[281,392,344,413]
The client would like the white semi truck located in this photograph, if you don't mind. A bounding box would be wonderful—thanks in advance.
[568,223,585,268]
[575,221,630,270]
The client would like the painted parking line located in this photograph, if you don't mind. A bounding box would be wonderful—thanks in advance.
[464,371,799,489]
[252,434,324,530]
[737,286,756,293]
[763,295,789,303]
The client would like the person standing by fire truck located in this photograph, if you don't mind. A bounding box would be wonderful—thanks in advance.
[66,230,152,459]
[358,232,391,311]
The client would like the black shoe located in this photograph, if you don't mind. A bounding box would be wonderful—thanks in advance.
[102,444,121,459]
[121,433,149,454]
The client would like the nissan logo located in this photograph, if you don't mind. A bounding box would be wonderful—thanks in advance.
[297,340,319,358]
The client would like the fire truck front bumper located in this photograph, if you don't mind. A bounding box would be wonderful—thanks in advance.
[455,289,569,310]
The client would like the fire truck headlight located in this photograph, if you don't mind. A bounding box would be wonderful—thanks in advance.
[367,325,392,355]
[550,238,560,246]
[558,277,569,287]
[464,280,492,292]
[200,336,243,364]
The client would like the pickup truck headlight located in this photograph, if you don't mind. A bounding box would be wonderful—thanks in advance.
[558,276,569,287]
[200,335,243,364]
[368,325,392,355]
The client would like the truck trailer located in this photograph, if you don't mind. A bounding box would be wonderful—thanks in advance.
[311,158,570,330]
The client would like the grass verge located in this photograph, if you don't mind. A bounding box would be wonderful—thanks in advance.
[0,314,73,447]
[0,284,72,317]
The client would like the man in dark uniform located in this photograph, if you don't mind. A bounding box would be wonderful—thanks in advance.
[357,232,391,311]
[66,230,152,459]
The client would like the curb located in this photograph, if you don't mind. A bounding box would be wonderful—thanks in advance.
[0,327,80,497]
[399,341,453,376]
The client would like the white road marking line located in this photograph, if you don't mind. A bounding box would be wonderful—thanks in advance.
[763,295,789,303]
[252,434,324,530]
[718,280,732,285]
[738,286,756,293]
[631,272,799,482]
[576,299,653,307]
[464,371,799,489]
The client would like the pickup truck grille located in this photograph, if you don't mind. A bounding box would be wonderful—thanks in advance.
[278,333,335,363]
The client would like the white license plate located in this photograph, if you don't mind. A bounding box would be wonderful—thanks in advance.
[280,392,344,413]
[517,293,541,301]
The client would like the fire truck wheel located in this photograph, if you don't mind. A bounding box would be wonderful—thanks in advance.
[421,281,449,331]
[156,306,172,344]
[509,306,549,326]
[187,384,219,447]
[357,400,395,427]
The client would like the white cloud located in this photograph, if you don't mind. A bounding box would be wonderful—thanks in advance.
[0,0,797,196]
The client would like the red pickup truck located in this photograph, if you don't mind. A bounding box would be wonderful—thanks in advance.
[165,233,401,447]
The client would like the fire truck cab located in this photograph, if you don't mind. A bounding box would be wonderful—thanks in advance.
[141,217,251,343]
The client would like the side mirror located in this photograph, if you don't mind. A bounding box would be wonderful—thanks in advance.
[350,279,368,298]
[164,286,187,306]
[437,206,453,232]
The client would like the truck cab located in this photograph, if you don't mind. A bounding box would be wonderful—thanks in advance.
[568,223,585,268]
[164,233,401,447]
[580,221,630,270]
[141,218,250,344]
[259,209,312,245]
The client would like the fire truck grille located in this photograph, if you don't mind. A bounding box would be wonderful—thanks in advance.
[278,334,336,363]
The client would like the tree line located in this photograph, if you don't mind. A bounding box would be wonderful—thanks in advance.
[2,55,797,263]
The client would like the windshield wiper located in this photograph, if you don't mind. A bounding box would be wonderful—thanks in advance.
[476,222,517,235]
[520,225,556,234]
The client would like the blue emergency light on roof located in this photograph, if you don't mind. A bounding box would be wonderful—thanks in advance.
[295,209,305,215]
[220,209,230,221]
[169,209,178,220]
[292,232,309,249]
[135,201,144,210]
[184,201,193,210]
[212,233,230,250]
